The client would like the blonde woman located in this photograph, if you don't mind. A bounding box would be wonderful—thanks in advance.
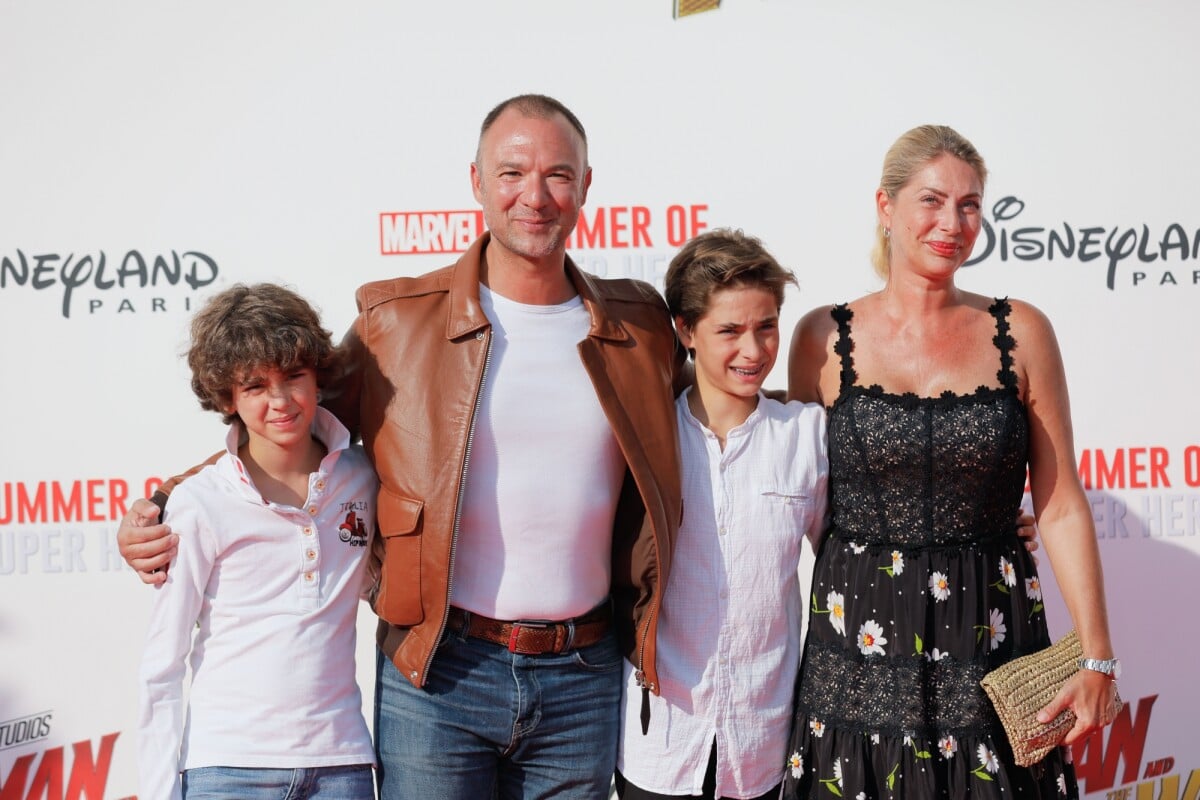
[783,126,1117,799]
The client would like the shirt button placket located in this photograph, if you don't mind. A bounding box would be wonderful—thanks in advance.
[299,505,320,608]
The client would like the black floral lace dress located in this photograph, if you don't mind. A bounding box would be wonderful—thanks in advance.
[783,300,1078,800]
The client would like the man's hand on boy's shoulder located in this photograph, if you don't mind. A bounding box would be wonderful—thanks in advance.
[118,499,178,585]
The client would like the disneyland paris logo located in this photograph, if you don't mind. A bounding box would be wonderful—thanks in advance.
[965,196,1200,290]
[0,248,220,318]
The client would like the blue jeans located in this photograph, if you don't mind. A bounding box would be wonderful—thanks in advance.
[374,625,623,799]
[181,764,374,799]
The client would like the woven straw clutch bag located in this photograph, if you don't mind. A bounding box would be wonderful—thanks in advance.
[980,630,1121,767]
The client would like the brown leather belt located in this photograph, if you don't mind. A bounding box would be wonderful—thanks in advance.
[446,604,611,655]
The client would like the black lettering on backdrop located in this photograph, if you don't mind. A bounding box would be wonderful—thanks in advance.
[964,197,1200,290]
[0,249,219,317]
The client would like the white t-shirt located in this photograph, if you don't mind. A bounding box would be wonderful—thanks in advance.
[138,408,378,800]
[617,391,829,799]
[450,285,626,621]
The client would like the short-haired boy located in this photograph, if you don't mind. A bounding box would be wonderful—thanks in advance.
[615,229,829,800]
[138,283,378,800]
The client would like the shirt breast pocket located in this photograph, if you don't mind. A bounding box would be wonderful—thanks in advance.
[758,484,815,541]
[760,486,812,507]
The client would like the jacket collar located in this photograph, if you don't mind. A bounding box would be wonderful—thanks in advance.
[446,232,629,343]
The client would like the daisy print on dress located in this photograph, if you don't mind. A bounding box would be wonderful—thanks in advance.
[827,591,846,635]
[972,743,1000,781]
[810,590,847,636]
[810,718,827,738]
[857,620,888,656]
[818,759,844,795]
[787,751,803,779]
[1027,575,1045,617]
[907,733,932,760]
[992,555,1016,593]
[975,608,1007,650]
[937,735,958,760]
[928,571,950,602]
[879,549,905,577]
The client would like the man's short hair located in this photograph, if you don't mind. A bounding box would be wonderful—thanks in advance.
[477,94,588,161]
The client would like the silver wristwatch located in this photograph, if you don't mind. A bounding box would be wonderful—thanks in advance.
[1078,656,1121,680]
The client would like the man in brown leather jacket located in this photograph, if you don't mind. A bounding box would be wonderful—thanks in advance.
[120,94,683,799]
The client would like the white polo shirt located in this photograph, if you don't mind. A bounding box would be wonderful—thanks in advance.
[138,408,378,800]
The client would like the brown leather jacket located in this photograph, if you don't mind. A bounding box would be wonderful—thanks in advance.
[327,234,683,692]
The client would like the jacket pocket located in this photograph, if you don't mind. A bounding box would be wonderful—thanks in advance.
[375,489,424,626]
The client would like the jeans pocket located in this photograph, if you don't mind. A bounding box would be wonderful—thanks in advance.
[571,638,622,673]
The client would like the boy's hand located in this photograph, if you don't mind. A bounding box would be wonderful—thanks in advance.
[118,499,178,585]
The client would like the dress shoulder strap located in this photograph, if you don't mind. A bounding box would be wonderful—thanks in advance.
[988,298,1018,390]
[830,303,857,392]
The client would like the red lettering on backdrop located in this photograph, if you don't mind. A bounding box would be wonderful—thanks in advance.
[1077,448,1172,490]
[0,732,119,800]
[1,480,132,523]
[1129,447,1148,488]
[51,483,82,522]
[17,483,47,524]
[1072,695,1156,793]
[1186,446,1200,487]
[570,207,646,248]
[690,204,708,238]
[86,480,104,521]
[1150,447,1170,488]
[65,734,119,800]
[107,480,129,520]
[574,208,605,248]
[631,206,651,247]
[610,207,629,247]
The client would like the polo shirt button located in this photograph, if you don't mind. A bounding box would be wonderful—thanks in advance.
[308,506,318,516]
[306,550,317,560]
[303,526,314,536]
[304,572,315,582]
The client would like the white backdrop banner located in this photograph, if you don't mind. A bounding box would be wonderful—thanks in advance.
[1,2,1196,798]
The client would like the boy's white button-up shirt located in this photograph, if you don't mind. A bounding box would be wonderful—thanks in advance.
[618,392,828,799]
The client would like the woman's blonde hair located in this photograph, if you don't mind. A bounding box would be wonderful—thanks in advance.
[871,125,988,279]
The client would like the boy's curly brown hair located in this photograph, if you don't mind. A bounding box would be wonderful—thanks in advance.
[187,283,338,425]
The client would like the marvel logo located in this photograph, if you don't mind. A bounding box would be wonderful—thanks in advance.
[379,210,485,255]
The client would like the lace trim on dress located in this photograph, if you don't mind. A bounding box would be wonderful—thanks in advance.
[829,297,1020,406]
[795,639,1002,741]
[832,303,857,393]
[989,297,1019,390]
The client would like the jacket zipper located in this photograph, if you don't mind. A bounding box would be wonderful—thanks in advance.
[419,329,492,685]
[634,554,661,734]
